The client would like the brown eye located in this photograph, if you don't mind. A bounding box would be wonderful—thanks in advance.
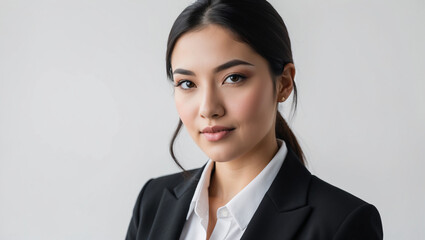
[224,74,246,84]
[176,80,196,89]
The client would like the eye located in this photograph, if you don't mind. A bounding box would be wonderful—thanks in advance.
[223,74,246,84]
[175,80,196,90]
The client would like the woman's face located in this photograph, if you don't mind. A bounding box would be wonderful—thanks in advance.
[171,24,287,163]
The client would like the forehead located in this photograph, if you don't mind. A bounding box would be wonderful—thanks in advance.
[171,24,261,71]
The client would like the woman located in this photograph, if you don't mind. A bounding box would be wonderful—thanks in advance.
[126,0,383,239]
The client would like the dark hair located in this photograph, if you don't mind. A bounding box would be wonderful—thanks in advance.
[166,0,305,170]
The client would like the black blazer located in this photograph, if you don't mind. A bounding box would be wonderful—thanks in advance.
[126,148,383,240]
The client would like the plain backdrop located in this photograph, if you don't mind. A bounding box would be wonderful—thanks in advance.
[1,0,424,239]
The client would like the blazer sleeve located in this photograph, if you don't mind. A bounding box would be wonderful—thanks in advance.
[333,203,383,240]
[125,179,153,240]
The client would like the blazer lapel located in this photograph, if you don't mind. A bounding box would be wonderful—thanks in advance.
[147,168,203,240]
[241,149,312,240]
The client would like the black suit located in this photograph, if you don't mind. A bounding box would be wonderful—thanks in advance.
[126,148,383,239]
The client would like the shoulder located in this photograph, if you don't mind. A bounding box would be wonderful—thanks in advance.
[133,166,204,206]
[139,167,201,202]
[125,168,202,240]
[304,175,383,239]
[308,175,367,210]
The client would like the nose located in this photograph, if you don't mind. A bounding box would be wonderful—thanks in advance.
[199,86,225,119]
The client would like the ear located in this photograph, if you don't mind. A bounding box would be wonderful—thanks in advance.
[276,63,295,102]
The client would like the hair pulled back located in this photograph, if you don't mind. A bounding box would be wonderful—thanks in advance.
[166,0,305,170]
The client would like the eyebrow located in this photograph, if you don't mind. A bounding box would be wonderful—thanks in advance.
[172,59,254,76]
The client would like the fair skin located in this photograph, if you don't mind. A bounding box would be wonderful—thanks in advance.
[171,24,295,239]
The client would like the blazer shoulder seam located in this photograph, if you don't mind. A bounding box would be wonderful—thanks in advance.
[332,202,371,237]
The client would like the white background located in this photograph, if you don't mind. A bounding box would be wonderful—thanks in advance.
[1,0,424,239]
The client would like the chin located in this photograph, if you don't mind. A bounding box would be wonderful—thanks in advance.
[204,148,241,162]
[195,136,244,162]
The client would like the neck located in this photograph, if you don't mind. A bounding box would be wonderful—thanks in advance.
[208,135,280,203]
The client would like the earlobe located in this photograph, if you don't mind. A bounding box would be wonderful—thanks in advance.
[277,63,295,102]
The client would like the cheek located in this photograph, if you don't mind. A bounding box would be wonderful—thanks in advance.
[174,94,197,128]
[227,81,275,121]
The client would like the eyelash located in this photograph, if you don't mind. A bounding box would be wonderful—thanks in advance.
[174,80,195,90]
[223,74,247,84]
[174,74,247,90]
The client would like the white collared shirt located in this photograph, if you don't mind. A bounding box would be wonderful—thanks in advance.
[179,139,288,240]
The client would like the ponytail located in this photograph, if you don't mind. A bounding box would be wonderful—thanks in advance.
[275,111,305,165]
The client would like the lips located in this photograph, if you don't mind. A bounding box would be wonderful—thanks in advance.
[201,126,235,141]
[201,126,234,133]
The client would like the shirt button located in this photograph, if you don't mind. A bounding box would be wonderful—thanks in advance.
[220,208,229,218]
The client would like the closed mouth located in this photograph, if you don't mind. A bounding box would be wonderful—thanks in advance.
[201,126,235,133]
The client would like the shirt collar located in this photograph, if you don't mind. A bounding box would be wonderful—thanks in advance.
[186,159,214,220]
[185,139,288,230]
[227,139,287,230]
